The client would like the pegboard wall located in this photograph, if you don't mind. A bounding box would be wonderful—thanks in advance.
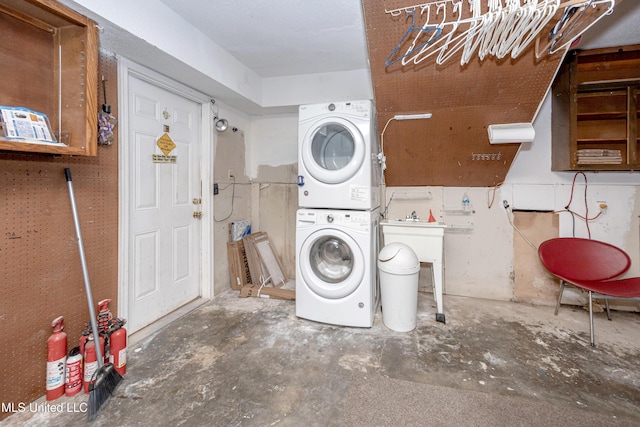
[362,0,569,187]
[0,49,119,417]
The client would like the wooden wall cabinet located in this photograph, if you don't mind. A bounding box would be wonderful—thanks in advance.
[0,0,98,156]
[552,45,640,171]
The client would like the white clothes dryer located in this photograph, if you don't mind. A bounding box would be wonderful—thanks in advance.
[298,100,381,210]
[295,208,380,327]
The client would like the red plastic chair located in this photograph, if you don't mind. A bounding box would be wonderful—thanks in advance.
[538,237,632,346]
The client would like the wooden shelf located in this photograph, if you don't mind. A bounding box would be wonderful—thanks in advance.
[0,0,98,156]
[552,45,640,171]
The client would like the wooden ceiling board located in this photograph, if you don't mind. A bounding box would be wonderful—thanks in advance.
[363,0,568,186]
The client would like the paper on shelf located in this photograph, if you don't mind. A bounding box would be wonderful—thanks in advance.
[0,106,58,144]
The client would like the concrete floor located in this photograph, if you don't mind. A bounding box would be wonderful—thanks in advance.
[3,290,640,426]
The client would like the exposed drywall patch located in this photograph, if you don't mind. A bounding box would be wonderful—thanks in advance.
[513,211,559,305]
[213,128,251,295]
[249,114,297,178]
[255,165,298,279]
[442,187,514,301]
[255,163,297,185]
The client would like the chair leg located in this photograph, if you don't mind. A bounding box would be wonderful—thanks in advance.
[588,291,595,347]
[605,299,612,321]
[554,281,565,315]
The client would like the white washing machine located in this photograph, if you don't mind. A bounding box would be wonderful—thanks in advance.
[295,208,380,327]
[298,100,381,210]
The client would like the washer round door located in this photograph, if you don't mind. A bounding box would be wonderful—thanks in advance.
[300,118,365,184]
[299,228,365,299]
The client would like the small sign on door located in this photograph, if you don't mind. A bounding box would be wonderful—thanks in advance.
[156,132,176,156]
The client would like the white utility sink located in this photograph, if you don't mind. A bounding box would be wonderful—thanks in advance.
[380,219,446,323]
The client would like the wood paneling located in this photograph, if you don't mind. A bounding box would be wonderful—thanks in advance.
[362,0,567,186]
[0,50,118,417]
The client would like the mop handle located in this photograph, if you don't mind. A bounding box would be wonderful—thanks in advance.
[65,168,104,367]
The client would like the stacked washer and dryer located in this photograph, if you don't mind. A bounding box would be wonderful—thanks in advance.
[295,100,382,327]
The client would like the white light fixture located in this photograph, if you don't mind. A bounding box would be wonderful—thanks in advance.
[393,113,433,120]
[487,123,535,144]
[381,112,433,137]
[379,112,433,173]
[210,98,234,133]
[215,118,229,132]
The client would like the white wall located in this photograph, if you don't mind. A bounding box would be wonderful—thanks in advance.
[244,88,640,303]
[248,114,298,178]
[262,70,373,108]
[503,92,640,271]
[59,0,640,303]
[507,94,640,187]
[383,186,515,301]
[379,90,640,302]
[61,0,373,115]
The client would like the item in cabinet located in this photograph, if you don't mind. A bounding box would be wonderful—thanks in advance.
[98,77,117,146]
[576,149,622,165]
[0,106,59,144]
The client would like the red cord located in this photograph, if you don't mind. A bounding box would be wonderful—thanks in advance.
[556,172,600,238]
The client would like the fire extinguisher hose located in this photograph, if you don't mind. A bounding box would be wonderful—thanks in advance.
[65,168,122,420]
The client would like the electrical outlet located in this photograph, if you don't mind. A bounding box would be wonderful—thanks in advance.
[598,201,607,214]
[214,183,219,195]
[227,169,233,180]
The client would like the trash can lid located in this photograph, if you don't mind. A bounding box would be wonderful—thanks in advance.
[377,242,420,274]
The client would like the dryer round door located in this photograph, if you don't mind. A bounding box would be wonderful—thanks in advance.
[299,228,365,299]
[300,118,365,184]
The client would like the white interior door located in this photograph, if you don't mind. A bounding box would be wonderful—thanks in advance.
[125,73,202,333]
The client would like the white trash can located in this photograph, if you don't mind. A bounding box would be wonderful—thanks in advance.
[377,242,420,332]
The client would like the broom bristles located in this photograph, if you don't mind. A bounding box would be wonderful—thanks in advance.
[87,363,123,421]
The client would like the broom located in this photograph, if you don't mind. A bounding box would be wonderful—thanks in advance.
[65,168,123,420]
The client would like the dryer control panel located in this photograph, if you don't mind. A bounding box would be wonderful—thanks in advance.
[297,209,373,231]
[299,100,372,121]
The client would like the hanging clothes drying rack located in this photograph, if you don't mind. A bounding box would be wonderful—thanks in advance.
[384,0,615,67]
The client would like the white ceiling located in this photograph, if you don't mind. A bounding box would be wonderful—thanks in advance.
[158,0,370,78]
[157,0,640,79]
[60,0,640,115]
[576,0,640,50]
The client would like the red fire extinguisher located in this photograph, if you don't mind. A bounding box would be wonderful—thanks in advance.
[79,320,90,352]
[108,318,127,376]
[97,299,113,363]
[65,346,83,396]
[83,335,104,394]
[46,316,67,401]
[97,299,113,334]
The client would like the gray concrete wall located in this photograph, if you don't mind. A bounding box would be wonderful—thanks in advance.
[213,127,297,294]
[213,129,251,295]
[252,164,298,281]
